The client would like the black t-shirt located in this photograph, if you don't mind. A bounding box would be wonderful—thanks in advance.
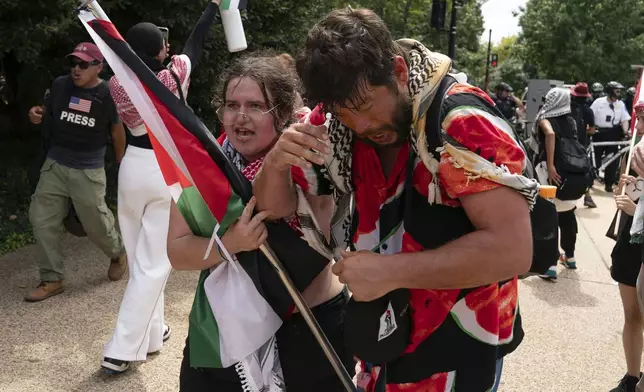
[537,114,578,160]
[492,95,516,120]
[44,75,120,169]
[570,101,595,147]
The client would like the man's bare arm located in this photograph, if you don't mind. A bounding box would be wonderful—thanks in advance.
[254,161,298,219]
[391,186,532,289]
[254,122,331,218]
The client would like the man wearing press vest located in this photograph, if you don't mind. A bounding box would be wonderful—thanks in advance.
[26,42,126,302]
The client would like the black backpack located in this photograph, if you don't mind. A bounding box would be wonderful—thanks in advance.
[427,76,559,275]
[552,116,593,200]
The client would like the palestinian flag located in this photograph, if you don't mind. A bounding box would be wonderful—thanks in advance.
[77,6,329,368]
[220,0,249,10]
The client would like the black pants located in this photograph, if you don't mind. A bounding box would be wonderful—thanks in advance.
[593,127,622,188]
[179,289,354,392]
[558,208,577,259]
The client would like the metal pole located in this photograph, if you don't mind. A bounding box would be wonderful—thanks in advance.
[484,29,492,92]
[448,0,458,60]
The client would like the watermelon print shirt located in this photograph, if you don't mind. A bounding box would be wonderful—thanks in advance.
[302,85,526,391]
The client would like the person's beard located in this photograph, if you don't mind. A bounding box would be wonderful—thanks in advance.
[361,92,414,149]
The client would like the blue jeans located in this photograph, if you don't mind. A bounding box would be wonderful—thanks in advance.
[491,358,504,392]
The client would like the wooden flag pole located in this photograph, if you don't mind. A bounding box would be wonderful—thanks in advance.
[259,244,356,392]
[614,131,639,237]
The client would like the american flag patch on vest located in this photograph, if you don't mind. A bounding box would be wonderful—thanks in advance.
[69,96,92,113]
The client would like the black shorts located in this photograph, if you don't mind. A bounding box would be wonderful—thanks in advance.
[180,288,354,392]
[611,215,643,287]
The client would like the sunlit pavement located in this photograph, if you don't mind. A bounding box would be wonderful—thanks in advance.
[0,185,635,391]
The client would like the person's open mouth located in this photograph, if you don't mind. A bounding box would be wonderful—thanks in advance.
[234,128,255,142]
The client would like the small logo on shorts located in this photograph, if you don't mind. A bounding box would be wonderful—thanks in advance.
[378,301,397,341]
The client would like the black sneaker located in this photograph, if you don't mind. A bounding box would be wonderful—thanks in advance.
[584,194,597,208]
[148,325,172,355]
[609,373,642,392]
[101,357,130,374]
[163,325,171,342]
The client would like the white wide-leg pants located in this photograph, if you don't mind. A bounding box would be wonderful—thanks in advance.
[103,145,172,361]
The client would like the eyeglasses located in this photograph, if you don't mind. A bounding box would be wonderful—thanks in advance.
[69,59,100,70]
[216,104,279,126]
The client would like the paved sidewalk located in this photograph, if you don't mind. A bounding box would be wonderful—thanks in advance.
[0,185,638,391]
[501,187,634,392]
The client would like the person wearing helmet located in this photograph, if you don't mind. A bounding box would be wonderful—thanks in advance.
[570,82,597,208]
[591,82,605,102]
[591,81,631,192]
[492,82,525,121]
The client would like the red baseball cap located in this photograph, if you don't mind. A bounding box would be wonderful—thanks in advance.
[66,42,104,63]
[571,82,592,98]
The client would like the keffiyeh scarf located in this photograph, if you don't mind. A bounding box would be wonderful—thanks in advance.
[295,39,539,258]
[528,87,572,155]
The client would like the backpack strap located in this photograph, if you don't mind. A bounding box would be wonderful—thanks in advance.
[167,67,187,105]
[425,75,458,158]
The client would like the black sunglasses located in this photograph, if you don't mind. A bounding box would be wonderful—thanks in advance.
[69,58,100,70]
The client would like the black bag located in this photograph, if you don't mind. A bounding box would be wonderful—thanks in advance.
[554,120,593,200]
[528,196,559,274]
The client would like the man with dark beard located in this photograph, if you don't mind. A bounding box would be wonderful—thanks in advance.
[254,7,535,391]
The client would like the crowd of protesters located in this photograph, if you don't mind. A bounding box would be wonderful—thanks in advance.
[489,78,644,392]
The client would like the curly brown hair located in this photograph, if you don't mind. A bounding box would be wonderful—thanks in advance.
[212,51,298,130]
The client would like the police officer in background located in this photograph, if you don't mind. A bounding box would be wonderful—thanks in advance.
[591,82,605,103]
[492,82,525,121]
[25,42,126,302]
[591,81,631,193]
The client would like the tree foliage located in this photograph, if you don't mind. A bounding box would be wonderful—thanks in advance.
[481,35,529,95]
[519,0,644,86]
[0,0,486,253]
[0,0,485,129]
